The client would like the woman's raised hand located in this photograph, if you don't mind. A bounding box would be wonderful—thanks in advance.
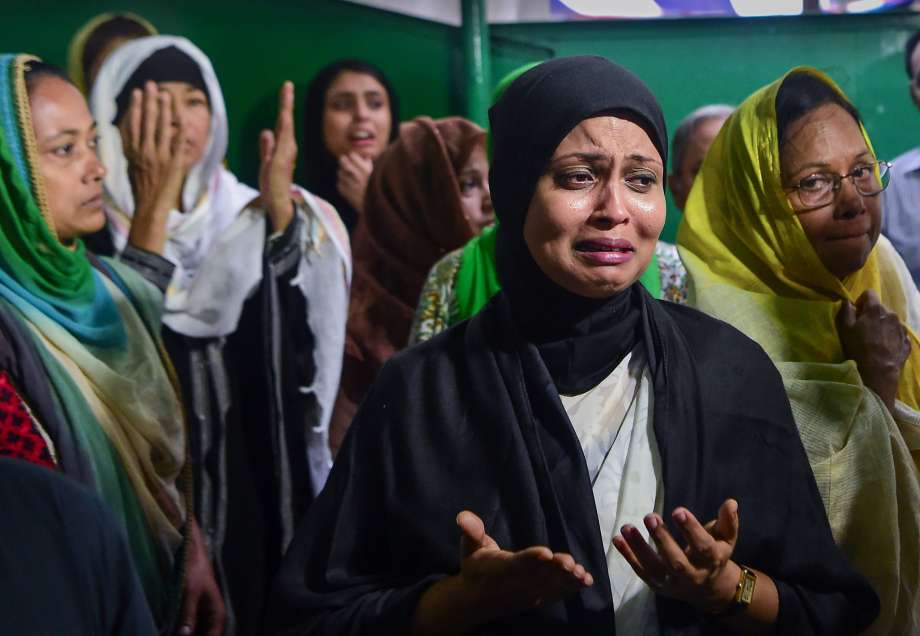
[336,151,373,215]
[122,81,187,254]
[258,81,298,234]
[838,289,911,412]
[410,510,592,635]
[613,499,742,614]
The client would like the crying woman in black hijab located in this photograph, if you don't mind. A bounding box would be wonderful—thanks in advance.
[268,57,877,636]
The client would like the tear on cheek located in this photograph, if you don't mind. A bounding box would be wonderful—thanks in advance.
[633,198,660,215]
[567,196,590,211]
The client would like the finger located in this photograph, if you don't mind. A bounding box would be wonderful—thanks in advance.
[837,300,857,329]
[645,514,693,576]
[156,91,172,159]
[203,590,226,636]
[621,523,668,582]
[672,507,719,562]
[274,81,295,150]
[339,152,363,173]
[715,499,739,547]
[612,531,659,588]
[355,153,375,174]
[854,289,881,315]
[457,510,497,557]
[260,129,276,166]
[142,81,158,152]
[126,88,142,154]
[176,587,199,636]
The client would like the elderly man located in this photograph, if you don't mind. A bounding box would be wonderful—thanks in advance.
[668,104,733,211]
[882,30,920,287]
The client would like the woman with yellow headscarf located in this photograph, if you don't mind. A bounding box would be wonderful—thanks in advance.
[679,67,920,634]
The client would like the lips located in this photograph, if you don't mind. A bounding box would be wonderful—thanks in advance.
[827,225,872,241]
[81,193,103,208]
[349,129,376,146]
[574,238,636,265]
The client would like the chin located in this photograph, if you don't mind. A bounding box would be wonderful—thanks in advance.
[80,210,108,236]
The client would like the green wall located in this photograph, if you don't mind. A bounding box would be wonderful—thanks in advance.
[1,0,458,185]
[3,2,918,241]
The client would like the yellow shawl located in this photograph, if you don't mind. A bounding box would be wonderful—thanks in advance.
[679,67,920,634]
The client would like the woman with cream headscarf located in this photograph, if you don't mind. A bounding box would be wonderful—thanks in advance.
[90,35,351,634]
[679,68,920,634]
[66,12,157,95]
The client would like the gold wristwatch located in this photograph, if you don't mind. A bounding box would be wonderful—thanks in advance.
[713,565,757,617]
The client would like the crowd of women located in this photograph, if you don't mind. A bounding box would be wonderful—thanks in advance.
[0,10,918,635]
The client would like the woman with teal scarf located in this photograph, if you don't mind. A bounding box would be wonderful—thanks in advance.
[410,63,688,344]
[0,54,223,634]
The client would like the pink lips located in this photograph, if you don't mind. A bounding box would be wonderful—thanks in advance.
[575,238,636,265]
[82,193,103,207]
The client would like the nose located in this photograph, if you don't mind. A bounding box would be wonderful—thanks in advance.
[84,151,106,183]
[589,178,629,230]
[354,100,370,122]
[834,176,866,220]
[482,179,493,213]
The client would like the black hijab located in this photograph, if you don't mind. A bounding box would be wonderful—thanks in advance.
[300,59,400,233]
[489,56,668,394]
[113,45,210,124]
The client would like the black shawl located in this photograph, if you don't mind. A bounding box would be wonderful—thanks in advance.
[267,290,877,634]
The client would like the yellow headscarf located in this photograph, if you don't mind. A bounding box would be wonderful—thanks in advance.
[678,66,920,410]
[66,12,157,94]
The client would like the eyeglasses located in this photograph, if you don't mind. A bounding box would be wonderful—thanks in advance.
[785,161,891,210]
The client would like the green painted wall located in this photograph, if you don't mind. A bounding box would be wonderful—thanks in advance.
[1,0,458,185]
[3,3,918,241]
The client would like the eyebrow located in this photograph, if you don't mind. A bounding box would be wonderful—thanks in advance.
[625,153,663,167]
[551,152,607,164]
[790,150,874,174]
[41,122,97,144]
[550,151,662,167]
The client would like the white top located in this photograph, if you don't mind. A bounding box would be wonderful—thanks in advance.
[559,347,662,636]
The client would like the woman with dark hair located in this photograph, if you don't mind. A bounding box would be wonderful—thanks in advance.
[301,59,400,233]
[680,67,920,633]
[268,56,877,635]
[0,54,221,634]
[89,36,351,634]
[66,12,157,95]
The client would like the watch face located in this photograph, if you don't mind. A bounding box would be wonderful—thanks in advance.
[739,570,757,604]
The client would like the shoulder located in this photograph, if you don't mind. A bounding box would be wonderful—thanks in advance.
[891,146,920,176]
[656,300,780,375]
[0,459,110,530]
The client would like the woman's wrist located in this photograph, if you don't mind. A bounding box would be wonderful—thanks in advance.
[410,575,484,636]
[698,560,743,614]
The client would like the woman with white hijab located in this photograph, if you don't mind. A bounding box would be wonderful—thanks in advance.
[90,35,350,635]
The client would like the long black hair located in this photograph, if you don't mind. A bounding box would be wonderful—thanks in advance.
[300,59,400,233]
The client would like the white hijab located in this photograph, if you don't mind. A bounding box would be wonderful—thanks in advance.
[90,35,259,335]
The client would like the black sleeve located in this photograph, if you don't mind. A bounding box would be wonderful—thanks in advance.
[266,365,444,636]
[118,244,176,293]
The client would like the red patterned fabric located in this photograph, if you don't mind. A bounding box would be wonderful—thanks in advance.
[0,370,55,469]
